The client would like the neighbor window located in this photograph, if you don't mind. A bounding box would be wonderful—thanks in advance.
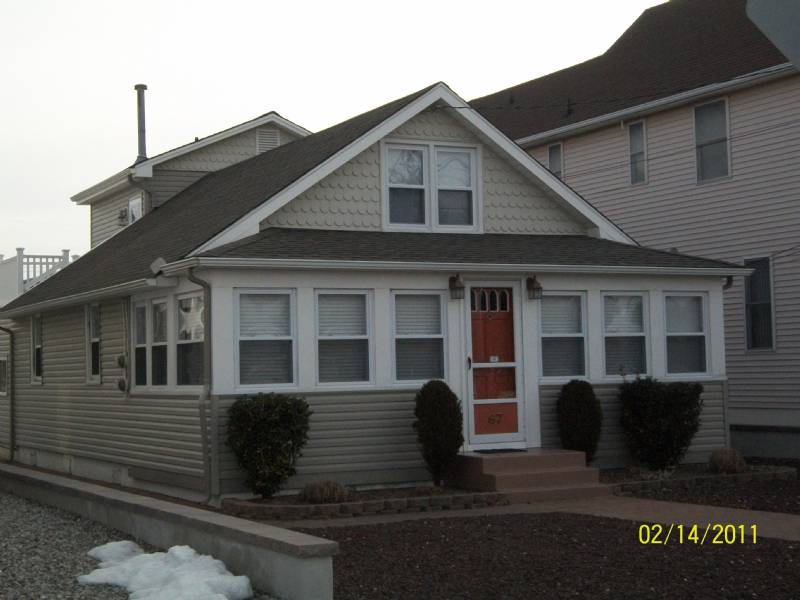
[128,195,143,224]
[744,257,774,349]
[133,300,168,387]
[393,293,445,381]
[385,143,477,230]
[603,294,647,376]
[86,303,101,382]
[547,143,563,179]
[628,121,647,184]
[695,100,729,181]
[317,293,370,383]
[541,294,586,377]
[665,295,707,374]
[31,314,42,381]
[176,295,204,386]
[238,292,295,386]
[0,357,8,395]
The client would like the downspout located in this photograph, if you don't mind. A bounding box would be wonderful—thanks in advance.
[0,325,14,462]
[186,268,219,504]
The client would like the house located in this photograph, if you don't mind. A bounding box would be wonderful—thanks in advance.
[0,82,747,502]
[473,0,800,459]
[0,248,76,308]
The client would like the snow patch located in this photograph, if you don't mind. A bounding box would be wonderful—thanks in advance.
[78,541,254,600]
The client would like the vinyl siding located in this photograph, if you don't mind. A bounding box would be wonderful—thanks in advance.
[90,188,141,248]
[265,108,586,235]
[147,168,207,209]
[6,303,206,489]
[0,322,10,454]
[217,390,427,494]
[530,74,800,426]
[539,381,727,467]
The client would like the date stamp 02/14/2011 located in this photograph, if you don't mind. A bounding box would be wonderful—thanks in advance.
[638,523,758,545]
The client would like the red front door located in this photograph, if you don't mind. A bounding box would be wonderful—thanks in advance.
[468,287,522,443]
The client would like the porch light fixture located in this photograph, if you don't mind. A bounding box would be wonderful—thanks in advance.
[526,276,543,300]
[449,274,465,300]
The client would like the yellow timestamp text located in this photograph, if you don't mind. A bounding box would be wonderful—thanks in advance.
[638,523,757,545]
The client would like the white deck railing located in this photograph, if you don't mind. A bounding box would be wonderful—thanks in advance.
[0,248,79,306]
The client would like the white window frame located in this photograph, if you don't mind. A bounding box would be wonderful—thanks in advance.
[315,290,374,387]
[31,313,42,384]
[132,297,171,390]
[693,97,731,184]
[538,292,588,382]
[127,194,144,225]
[234,289,298,391]
[390,290,447,385]
[663,292,710,376]
[601,292,650,378]
[0,354,8,396]
[175,293,204,387]
[381,140,481,233]
[85,303,101,384]
[743,255,776,352]
[627,120,648,185]
[547,142,564,179]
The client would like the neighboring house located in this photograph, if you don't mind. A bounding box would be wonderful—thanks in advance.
[0,82,746,502]
[0,248,75,308]
[473,0,800,457]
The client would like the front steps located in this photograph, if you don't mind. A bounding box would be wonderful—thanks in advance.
[447,448,611,502]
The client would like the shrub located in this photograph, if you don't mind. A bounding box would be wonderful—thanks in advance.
[227,393,311,498]
[298,480,350,504]
[556,380,603,462]
[413,380,464,486]
[619,377,703,471]
[709,447,747,474]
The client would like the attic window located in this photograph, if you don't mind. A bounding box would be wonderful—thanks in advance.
[256,128,280,153]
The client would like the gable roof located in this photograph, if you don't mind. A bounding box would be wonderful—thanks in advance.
[471,0,790,143]
[71,111,311,205]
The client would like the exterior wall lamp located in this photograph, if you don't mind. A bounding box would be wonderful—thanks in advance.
[449,274,465,300]
[526,275,543,300]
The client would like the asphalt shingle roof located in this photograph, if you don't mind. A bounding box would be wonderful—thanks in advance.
[2,85,438,312]
[200,227,743,271]
[471,0,789,141]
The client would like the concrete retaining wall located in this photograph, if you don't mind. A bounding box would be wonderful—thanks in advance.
[0,463,337,600]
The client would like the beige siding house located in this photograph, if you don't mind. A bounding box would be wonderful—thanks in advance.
[475,0,800,457]
[0,83,746,501]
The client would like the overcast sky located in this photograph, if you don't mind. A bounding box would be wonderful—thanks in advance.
[0,0,664,259]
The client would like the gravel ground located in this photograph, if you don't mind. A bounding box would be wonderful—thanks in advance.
[0,491,138,599]
[301,513,799,600]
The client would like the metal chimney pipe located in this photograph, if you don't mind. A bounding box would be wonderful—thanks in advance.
[134,84,148,164]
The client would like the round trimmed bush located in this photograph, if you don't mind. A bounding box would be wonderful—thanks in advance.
[298,480,350,504]
[227,393,311,498]
[619,377,703,471]
[556,380,603,462]
[413,380,464,487]
[709,447,747,474]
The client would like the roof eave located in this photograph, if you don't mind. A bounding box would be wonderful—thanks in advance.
[514,62,797,148]
[70,169,133,205]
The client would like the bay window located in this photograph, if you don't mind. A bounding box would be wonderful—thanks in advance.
[152,301,168,385]
[317,293,371,384]
[393,293,445,382]
[134,304,147,386]
[665,295,708,374]
[177,295,204,386]
[238,292,295,386]
[133,300,168,387]
[541,294,586,377]
[603,294,647,376]
[86,303,101,383]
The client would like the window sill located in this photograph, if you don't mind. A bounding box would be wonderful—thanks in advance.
[695,173,732,186]
[129,385,204,396]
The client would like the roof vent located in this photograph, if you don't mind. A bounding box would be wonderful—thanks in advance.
[256,128,280,153]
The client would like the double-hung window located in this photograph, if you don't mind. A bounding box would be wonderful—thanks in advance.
[238,292,295,386]
[86,303,101,383]
[541,294,586,377]
[0,356,8,395]
[603,294,647,376]
[31,314,43,382]
[317,293,370,384]
[695,100,729,181]
[393,293,445,382]
[385,143,477,230]
[177,295,204,386]
[744,257,774,350]
[665,295,708,374]
[547,143,563,179]
[133,300,168,387]
[128,195,143,224]
[628,121,647,184]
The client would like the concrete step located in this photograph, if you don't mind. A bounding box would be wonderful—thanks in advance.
[505,483,612,504]
[458,449,588,476]
[490,466,600,490]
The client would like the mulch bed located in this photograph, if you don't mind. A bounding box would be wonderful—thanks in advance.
[254,486,462,505]
[298,513,798,600]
